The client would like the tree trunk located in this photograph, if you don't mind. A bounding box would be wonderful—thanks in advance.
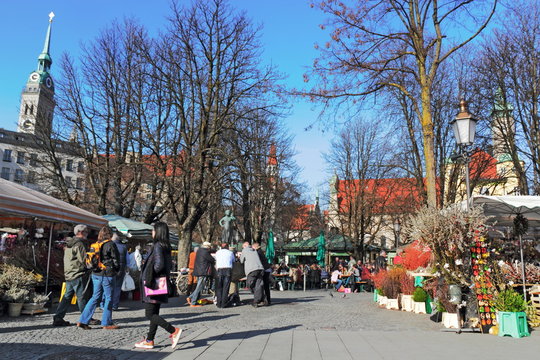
[177,228,192,269]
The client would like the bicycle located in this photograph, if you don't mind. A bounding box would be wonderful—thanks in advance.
[172,268,190,295]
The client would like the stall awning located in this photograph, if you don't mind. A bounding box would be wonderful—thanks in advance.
[0,178,106,228]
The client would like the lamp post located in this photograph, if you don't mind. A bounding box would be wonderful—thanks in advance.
[393,220,401,249]
[450,99,477,210]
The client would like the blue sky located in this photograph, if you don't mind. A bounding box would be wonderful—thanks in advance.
[0,0,333,200]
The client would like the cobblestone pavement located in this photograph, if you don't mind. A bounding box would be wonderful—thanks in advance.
[1,289,537,360]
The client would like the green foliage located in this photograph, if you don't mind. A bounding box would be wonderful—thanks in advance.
[412,287,428,302]
[436,300,446,313]
[494,289,526,313]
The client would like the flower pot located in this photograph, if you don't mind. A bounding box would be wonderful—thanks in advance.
[413,301,426,314]
[498,312,530,338]
[401,295,413,312]
[378,296,388,307]
[373,289,379,302]
[21,302,46,315]
[386,298,399,310]
[442,312,460,329]
[8,302,23,317]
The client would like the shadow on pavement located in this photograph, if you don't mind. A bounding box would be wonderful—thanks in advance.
[271,296,322,304]
[180,324,301,350]
[2,343,168,360]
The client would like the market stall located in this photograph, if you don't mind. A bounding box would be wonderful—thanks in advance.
[0,178,107,295]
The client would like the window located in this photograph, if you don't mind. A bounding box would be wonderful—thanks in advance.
[76,177,83,190]
[65,176,73,188]
[1,167,10,180]
[27,171,36,184]
[17,151,25,164]
[30,153,38,166]
[14,169,24,183]
[77,161,84,173]
[3,150,12,162]
[66,159,73,172]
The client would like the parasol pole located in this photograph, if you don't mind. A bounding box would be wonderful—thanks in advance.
[518,233,527,302]
[45,222,54,295]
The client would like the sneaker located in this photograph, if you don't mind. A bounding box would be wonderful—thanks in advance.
[89,318,101,326]
[103,324,120,330]
[169,327,182,349]
[135,338,155,349]
[76,322,91,330]
[52,317,70,326]
[189,304,202,308]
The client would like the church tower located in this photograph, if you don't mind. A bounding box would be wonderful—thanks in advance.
[17,12,56,135]
[491,88,515,161]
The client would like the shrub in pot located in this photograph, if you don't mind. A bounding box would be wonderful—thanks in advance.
[3,288,30,317]
[412,287,428,314]
[494,288,529,338]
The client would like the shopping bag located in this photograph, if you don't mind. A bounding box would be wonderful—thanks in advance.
[122,273,136,292]
[60,282,77,305]
[144,277,168,296]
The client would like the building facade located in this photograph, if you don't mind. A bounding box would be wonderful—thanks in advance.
[0,13,86,197]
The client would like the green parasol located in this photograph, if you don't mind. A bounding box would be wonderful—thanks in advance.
[316,231,325,266]
[266,230,275,264]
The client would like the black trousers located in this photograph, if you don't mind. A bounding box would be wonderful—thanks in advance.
[215,268,232,308]
[246,270,264,303]
[145,302,175,341]
[262,271,271,304]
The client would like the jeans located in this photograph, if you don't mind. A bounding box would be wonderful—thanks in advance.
[215,268,232,308]
[247,270,264,303]
[188,275,208,303]
[112,272,125,310]
[54,276,87,319]
[145,302,175,341]
[79,274,114,326]
[333,279,343,290]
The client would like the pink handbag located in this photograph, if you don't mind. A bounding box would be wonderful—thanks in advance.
[144,277,168,296]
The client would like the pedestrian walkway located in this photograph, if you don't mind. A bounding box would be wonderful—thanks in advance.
[1,290,538,360]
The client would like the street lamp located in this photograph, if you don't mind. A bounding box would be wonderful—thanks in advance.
[451,99,477,210]
[393,220,401,249]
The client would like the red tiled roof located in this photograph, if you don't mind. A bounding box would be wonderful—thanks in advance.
[335,178,422,215]
[289,204,316,230]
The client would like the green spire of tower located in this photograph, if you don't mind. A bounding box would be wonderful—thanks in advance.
[37,12,55,73]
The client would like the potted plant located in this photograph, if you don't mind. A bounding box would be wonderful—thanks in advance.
[383,268,403,310]
[3,288,30,317]
[372,270,387,305]
[400,274,415,312]
[22,292,49,315]
[494,288,530,338]
[412,287,428,314]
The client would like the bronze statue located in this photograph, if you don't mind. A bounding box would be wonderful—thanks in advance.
[219,210,236,244]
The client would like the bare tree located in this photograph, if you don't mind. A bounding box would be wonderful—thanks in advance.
[472,0,540,194]
[326,118,399,260]
[305,0,498,207]
[138,0,285,267]
[55,19,164,218]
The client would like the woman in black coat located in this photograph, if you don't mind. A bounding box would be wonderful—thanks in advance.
[135,222,182,350]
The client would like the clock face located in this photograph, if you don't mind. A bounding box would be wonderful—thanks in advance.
[45,77,53,88]
[29,72,39,82]
[23,119,33,129]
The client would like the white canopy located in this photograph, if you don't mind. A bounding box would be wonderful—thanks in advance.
[464,195,540,226]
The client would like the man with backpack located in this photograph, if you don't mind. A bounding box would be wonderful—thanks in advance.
[77,226,120,330]
[52,224,88,326]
